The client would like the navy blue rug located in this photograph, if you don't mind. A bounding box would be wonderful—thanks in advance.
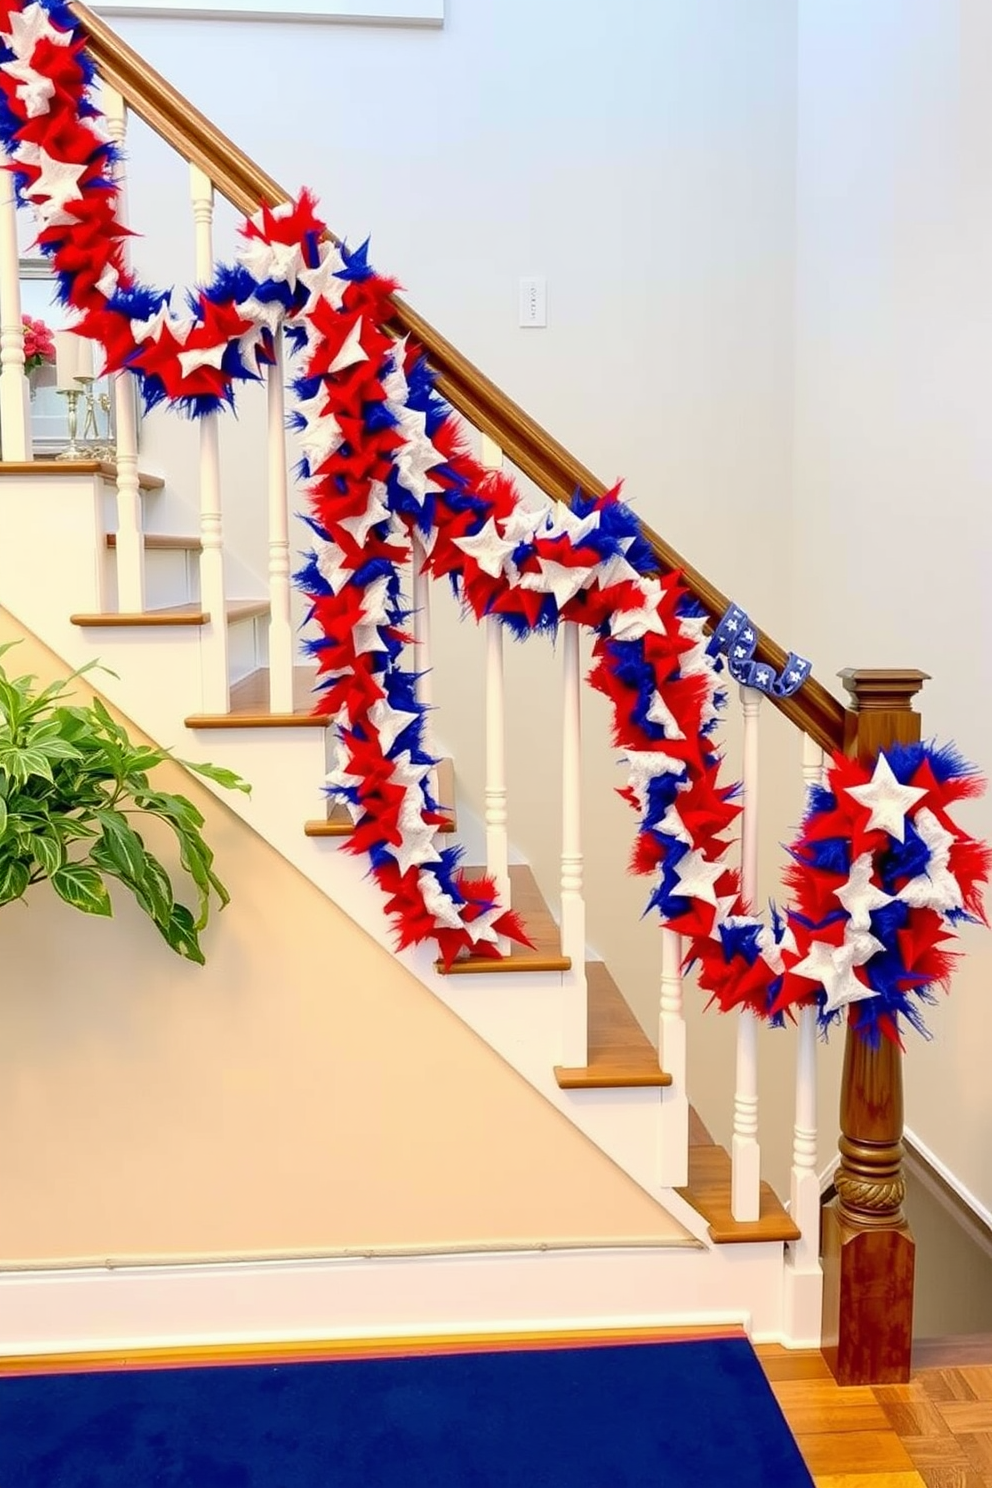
[0,1333,813,1486]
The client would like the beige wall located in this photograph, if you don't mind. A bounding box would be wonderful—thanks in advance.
[0,618,690,1264]
[793,0,992,1215]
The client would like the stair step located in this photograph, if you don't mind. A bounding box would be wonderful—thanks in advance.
[71,599,268,628]
[185,667,331,729]
[555,962,673,1089]
[306,758,457,837]
[0,458,164,491]
[677,1143,800,1245]
[106,533,202,552]
[436,864,571,975]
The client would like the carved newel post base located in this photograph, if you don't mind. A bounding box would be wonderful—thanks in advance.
[822,668,928,1387]
[821,1031,915,1385]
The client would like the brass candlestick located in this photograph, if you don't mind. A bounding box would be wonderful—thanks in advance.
[73,376,115,460]
[55,387,84,460]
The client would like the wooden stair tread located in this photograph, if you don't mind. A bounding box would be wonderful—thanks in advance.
[306,758,456,836]
[0,459,164,490]
[555,962,672,1088]
[107,533,201,551]
[677,1143,800,1245]
[186,667,331,728]
[71,599,268,628]
[437,864,571,975]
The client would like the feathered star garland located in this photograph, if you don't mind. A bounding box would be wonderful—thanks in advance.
[2,0,986,1021]
[689,744,990,1045]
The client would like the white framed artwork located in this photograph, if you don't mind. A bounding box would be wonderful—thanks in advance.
[94,0,443,23]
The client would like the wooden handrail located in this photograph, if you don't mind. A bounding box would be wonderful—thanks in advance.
[70,0,847,753]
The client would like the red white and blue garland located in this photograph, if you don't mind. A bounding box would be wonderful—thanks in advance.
[690,743,990,1045]
[2,0,987,1028]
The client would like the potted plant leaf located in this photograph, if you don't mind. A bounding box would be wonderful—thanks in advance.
[0,644,248,962]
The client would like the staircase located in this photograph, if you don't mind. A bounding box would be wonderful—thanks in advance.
[0,0,903,1360]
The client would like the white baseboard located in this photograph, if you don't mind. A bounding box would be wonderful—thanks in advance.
[0,1243,804,1358]
[904,1125,992,1235]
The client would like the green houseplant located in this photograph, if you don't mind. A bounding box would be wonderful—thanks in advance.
[0,644,248,962]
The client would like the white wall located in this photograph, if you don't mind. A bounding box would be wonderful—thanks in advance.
[794,1,992,1211]
[94,0,814,1191]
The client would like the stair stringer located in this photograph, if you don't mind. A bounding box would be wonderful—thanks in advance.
[0,475,789,1298]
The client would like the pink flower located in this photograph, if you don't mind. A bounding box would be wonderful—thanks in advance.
[22,314,55,373]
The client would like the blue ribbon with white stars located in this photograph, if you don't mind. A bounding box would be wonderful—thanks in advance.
[709,604,812,698]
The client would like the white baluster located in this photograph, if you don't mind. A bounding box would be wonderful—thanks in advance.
[783,732,827,1343]
[560,620,588,1065]
[480,432,502,470]
[190,165,228,711]
[658,928,688,1187]
[731,684,763,1221]
[791,745,826,1229]
[0,150,29,460]
[266,327,293,712]
[478,435,511,911]
[103,88,144,614]
[485,616,510,907]
[412,531,434,770]
[791,1003,820,1261]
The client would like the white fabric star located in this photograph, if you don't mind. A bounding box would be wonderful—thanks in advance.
[609,577,668,642]
[314,537,352,595]
[3,3,73,55]
[1,57,55,117]
[453,518,519,578]
[392,406,445,503]
[96,265,119,300]
[418,869,470,931]
[337,483,392,546]
[834,853,894,931]
[543,501,601,546]
[298,249,348,312]
[328,316,369,375]
[655,803,692,845]
[382,341,410,404]
[293,386,343,471]
[131,304,178,345]
[621,749,686,811]
[239,235,304,291]
[646,689,686,741]
[757,922,797,976]
[845,753,928,841]
[500,505,545,546]
[235,294,285,337]
[177,340,226,377]
[592,551,642,592]
[351,575,392,656]
[325,747,364,823]
[521,558,595,608]
[463,904,503,946]
[388,791,442,874]
[672,850,727,907]
[790,934,882,1015]
[366,702,421,758]
[32,149,86,213]
[898,808,963,913]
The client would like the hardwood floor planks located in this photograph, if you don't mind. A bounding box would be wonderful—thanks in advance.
[766,1353,992,1487]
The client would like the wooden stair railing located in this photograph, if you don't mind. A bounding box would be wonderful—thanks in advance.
[69,0,846,757]
[59,5,923,1373]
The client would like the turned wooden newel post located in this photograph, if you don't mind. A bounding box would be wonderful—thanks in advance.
[821,667,929,1386]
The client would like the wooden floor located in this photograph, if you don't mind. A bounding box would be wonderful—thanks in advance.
[761,1344,992,1486]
